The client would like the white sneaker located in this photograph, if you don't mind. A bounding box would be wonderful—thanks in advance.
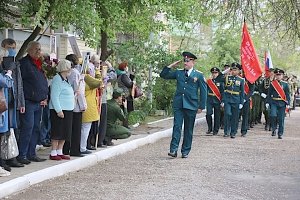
[0,167,10,177]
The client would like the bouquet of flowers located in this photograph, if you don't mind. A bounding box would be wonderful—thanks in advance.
[42,57,59,79]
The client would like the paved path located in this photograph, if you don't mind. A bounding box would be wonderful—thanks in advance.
[3,109,300,200]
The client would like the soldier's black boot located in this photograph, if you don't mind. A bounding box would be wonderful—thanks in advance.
[206,115,212,134]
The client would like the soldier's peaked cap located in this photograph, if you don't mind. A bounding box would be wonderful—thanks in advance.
[274,68,284,74]
[182,52,197,59]
[210,67,220,73]
[231,62,241,70]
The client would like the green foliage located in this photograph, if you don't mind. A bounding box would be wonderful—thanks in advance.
[128,110,146,125]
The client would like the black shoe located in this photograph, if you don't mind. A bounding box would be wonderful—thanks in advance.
[168,151,177,158]
[7,159,24,168]
[181,154,188,158]
[272,131,276,136]
[87,146,96,150]
[97,143,107,148]
[230,135,236,139]
[223,134,229,137]
[212,132,218,135]
[0,163,11,172]
[17,158,31,165]
[81,150,92,154]
[278,135,282,139]
[241,134,246,137]
[28,156,46,162]
[70,153,84,157]
[206,130,212,134]
[264,125,268,131]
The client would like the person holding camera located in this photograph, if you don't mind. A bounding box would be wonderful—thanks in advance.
[105,88,131,146]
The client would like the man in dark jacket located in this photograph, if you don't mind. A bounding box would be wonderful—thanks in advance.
[17,41,48,164]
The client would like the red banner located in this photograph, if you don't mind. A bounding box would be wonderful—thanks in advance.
[241,22,263,84]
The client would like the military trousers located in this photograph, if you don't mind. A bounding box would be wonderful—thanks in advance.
[270,103,286,136]
[241,100,250,135]
[170,108,197,156]
[206,102,221,133]
[224,102,239,136]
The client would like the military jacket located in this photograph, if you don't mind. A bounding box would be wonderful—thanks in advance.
[267,80,290,106]
[223,75,245,104]
[107,99,127,127]
[207,77,224,104]
[160,66,207,110]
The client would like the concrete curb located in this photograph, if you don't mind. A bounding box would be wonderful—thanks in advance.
[0,116,206,199]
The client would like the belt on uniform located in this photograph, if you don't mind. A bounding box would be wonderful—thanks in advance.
[253,91,259,95]
[225,90,239,95]
[208,93,215,96]
[272,97,284,101]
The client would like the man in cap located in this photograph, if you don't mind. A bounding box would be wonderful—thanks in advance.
[160,51,207,158]
[222,62,245,138]
[105,88,131,146]
[266,68,290,139]
[206,67,224,135]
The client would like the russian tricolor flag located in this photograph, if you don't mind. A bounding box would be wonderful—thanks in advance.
[264,51,273,77]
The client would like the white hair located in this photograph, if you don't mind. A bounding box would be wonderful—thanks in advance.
[26,41,41,52]
[90,54,100,63]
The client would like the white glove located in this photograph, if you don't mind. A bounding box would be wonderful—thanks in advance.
[221,102,224,107]
[222,68,231,74]
[286,105,290,109]
[243,99,246,103]
[239,104,243,109]
[266,103,270,110]
[261,93,267,98]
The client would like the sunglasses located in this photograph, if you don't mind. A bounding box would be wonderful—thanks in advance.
[183,58,194,62]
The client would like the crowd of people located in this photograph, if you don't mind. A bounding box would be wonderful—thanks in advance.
[0,39,136,176]
[161,51,299,159]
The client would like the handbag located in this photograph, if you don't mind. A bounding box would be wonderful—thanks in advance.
[0,88,8,113]
[0,129,19,160]
[132,85,143,98]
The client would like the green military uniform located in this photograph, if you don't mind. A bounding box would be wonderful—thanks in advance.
[222,63,244,138]
[106,93,131,142]
[160,51,207,158]
[267,69,290,139]
[206,67,224,135]
[241,80,254,136]
[260,76,272,130]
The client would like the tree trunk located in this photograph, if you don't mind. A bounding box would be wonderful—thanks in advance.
[15,0,55,60]
[100,30,113,61]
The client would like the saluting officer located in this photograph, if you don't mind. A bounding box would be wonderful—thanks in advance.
[266,68,290,139]
[222,63,244,138]
[206,67,224,135]
[160,52,207,158]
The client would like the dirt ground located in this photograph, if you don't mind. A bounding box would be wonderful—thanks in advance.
[4,109,300,200]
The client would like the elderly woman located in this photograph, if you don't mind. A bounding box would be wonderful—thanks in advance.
[0,47,14,176]
[116,61,135,113]
[49,60,74,160]
[64,54,87,157]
